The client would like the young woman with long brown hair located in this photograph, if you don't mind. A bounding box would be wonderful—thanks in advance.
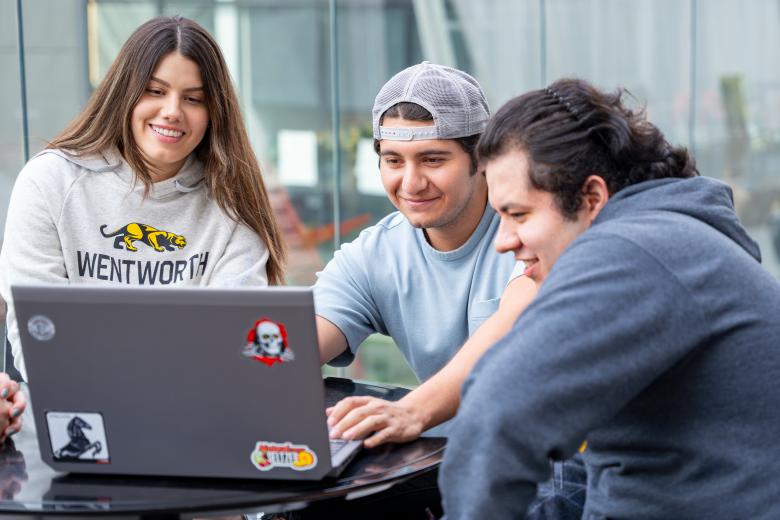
[0,15,286,382]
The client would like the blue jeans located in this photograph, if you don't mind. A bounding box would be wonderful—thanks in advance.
[526,454,587,520]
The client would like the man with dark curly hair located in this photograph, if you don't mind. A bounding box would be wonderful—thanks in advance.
[441,79,780,519]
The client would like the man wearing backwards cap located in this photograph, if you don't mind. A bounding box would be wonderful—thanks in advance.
[312,62,584,519]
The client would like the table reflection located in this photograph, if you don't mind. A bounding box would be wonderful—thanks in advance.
[0,439,28,500]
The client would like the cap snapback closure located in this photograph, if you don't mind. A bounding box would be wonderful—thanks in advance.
[379,125,440,141]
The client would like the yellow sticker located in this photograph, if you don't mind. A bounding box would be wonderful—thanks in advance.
[250,441,317,471]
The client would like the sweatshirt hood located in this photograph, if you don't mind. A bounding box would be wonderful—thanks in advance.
[38,148,205,199]
[595,176,761,262]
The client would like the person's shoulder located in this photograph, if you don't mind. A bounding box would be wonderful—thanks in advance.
[587,205,700,255]
[351,211,411,243]
[332,211,413,264]
[19,149,97,187]
[22,149,71,174]
[368,211,408,233]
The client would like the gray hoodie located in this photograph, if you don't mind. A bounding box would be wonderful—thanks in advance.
[441,176,780,519]
[0,149,270,379]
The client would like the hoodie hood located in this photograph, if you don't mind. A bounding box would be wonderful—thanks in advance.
[595,176,761,262]
[37,148,205,199]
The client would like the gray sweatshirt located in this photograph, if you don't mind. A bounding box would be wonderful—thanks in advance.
[441,176,780,519]
[0,149,270,379]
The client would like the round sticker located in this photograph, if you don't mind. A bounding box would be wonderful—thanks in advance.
[27,315,56,342]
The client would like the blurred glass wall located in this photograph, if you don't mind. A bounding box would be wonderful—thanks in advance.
[4,0,780,387]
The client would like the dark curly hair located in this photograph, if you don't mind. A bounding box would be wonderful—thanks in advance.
[478,78,698,219]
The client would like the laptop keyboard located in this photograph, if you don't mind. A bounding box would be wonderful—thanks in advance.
[329,437,350,456]
[326,429,363,473]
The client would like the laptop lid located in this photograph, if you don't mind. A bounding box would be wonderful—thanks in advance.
[13,284,346,481]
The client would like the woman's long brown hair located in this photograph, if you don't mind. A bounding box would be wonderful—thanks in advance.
[48,15,286,284]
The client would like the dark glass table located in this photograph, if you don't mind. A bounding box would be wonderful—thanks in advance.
[0,377,445,518]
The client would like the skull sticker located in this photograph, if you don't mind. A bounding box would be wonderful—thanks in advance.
[243,318,294,366]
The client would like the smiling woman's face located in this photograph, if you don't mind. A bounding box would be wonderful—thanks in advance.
[130,51,209,181]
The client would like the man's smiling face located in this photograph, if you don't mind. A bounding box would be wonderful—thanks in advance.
[378,117,486,249]
[487,147,593,284]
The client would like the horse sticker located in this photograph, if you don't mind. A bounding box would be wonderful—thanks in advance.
[46,411,109,463]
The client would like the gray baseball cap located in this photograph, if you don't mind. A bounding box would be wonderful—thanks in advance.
[372,61,490,141]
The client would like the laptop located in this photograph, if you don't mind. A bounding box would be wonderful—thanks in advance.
[12,284,362,481]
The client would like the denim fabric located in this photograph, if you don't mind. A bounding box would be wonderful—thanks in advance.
[526,454,587,520]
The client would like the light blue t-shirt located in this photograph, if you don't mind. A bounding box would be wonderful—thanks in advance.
[314,205,519,383]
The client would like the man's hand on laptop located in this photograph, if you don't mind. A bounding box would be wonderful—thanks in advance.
[326,396,425,448]
[0,373,25,443]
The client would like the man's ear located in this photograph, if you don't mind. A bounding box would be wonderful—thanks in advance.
[477,159,486,177]
[581,175,610,222]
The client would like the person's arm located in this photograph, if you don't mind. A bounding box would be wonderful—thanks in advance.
[440,236,707,518]
[314,235,382,366]
[326,274,537,447]
[317,315,348,364]
[0,156,70,380]
[207,221,270,287]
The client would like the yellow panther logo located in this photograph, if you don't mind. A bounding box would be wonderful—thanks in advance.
[100,223,187,253]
